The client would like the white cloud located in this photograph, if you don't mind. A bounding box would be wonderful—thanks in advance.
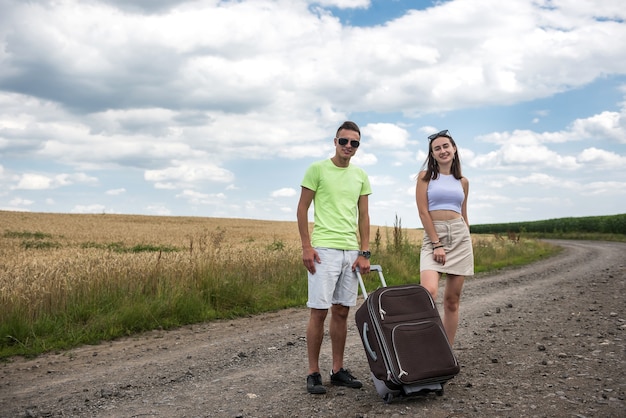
[469,141,580,170]
[146,205,172,216]
[313,0,370,8]
[145,162,234,186]
[352,152,378,166]
[9,197,34,206]
[468,104,626,171]
[271,188,297,198]
[153,182,177,190]
[106,188,126,195]
[577,147,626,167]
[364,123,410,149]
[483,173,579,190]
[570,110,626,143]
[579,181,626,196]
[369,175,396,186]
[175,189,226,205]
[12,172,97,190]
[71,204,106,214]
[14,174,53,190]
[0,206,29,212]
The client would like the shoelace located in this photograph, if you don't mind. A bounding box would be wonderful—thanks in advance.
[335,369,355,379]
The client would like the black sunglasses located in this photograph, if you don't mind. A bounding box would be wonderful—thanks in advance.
[428,129,452,141]
[336,137,360,148]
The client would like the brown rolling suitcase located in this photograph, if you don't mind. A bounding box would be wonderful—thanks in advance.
[355,265,460,403]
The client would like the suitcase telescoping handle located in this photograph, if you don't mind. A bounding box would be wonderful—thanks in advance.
[356,264,387,300]
[356,265,386,362]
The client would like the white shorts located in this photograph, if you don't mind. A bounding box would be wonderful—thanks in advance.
[306,248,359,309]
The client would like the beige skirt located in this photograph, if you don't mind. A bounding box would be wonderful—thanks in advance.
[420,217,474,276]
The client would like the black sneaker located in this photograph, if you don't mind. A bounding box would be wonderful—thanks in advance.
[307,372,326,394]
[330,368,363,389]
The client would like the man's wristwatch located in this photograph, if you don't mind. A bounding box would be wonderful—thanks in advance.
[358,250,371,259]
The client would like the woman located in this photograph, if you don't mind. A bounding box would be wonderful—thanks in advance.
[415,129,474,346]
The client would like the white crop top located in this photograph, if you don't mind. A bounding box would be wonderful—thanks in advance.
[427,174,464,213]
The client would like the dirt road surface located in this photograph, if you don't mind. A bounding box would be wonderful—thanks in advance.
[1,240,624,417]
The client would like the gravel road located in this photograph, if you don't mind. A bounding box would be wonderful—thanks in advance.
[1,239,624,417]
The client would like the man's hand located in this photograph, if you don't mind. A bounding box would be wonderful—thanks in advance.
[302,246,321,274]
[352,257,370,274]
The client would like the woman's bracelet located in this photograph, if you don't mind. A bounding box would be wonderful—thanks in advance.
[431,241,440,246]
[433,245,444,250]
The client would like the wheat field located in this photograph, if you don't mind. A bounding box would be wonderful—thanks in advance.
[3,211,560,358]
[0,211,423,310]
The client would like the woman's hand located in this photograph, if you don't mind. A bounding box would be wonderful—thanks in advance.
[433,246,446,265]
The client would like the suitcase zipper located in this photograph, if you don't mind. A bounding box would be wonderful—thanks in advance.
[390,321,458,384]
[368,287,419,385]
[376,286,435,321]
[370,287,413,383]
[366,297,396,381]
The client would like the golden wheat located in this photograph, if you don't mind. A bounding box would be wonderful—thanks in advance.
[0,210,424,313]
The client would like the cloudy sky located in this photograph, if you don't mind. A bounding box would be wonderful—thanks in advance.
[1,0,625,228]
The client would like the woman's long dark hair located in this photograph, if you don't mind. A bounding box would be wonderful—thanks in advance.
[420,136,463,182]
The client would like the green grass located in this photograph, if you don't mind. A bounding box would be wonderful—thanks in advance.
[22,240,61,249]
[81,242,179,253]
[0,232,563,360]
[472,237,559,273]
[3,230,62,249]
[3,231,54,240]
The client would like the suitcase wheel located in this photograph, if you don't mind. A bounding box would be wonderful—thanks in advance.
[383,393,393,404]
[435,388,444,396]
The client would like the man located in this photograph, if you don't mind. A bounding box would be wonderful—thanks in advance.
[297,120,372,395]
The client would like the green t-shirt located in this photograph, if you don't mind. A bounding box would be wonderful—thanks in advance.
[301,159,372,250]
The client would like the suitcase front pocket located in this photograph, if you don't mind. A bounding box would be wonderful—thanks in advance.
[390,321,458,384]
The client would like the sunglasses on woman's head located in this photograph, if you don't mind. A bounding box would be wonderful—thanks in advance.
[428,130,452,141]
[337,137,360,148]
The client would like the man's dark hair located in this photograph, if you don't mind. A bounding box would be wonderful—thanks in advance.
[336,121,360,138]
